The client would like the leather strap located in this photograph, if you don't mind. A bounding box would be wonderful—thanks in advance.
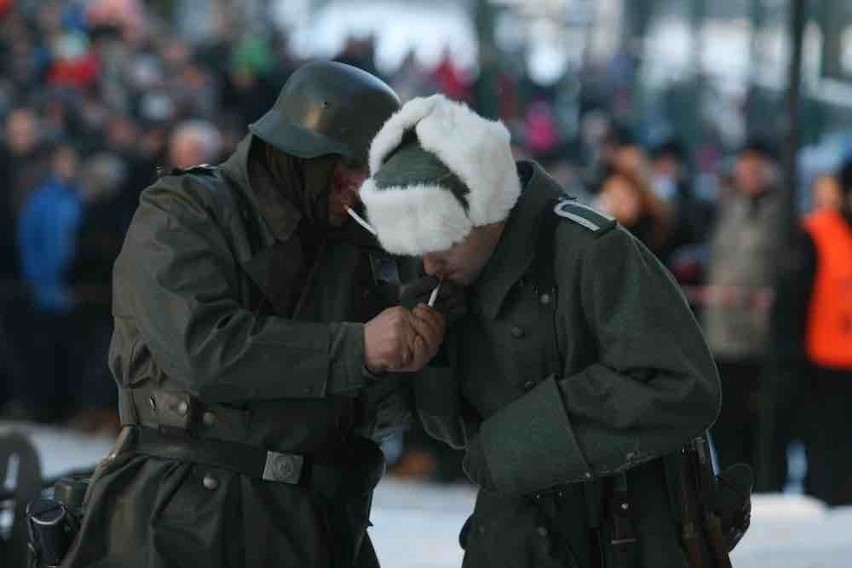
[120,426,385,497]
[119,387,252,441]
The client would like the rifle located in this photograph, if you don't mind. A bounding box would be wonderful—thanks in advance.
[692,436,733,568]
[664,435,752,568]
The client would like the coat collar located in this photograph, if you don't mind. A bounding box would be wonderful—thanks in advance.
[474,160,565,319]
[220,134,302,246]
[220,135,306,313]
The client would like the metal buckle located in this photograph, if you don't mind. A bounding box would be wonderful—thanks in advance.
[262,451,304,484]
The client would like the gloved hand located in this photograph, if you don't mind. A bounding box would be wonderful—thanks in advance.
[462,435,496,492]
[715,463,753,551]
[399,275,467,323]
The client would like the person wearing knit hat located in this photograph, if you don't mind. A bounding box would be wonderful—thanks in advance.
[361,95,746,567]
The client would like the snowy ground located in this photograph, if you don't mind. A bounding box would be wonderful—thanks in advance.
[3,422,851,568]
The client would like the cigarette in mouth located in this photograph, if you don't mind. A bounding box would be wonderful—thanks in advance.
[427,280,443,308]
[345,205,377,236]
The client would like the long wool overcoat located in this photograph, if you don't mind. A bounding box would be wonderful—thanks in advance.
[63,135,409,568]
[415,161,721,568]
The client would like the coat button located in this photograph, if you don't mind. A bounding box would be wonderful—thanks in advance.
[202,475,219,490]
[177,401,189,416]
[202,411,216,426]
[523,380,536,391]
[539,293,552,306]
[510,326,525,338]
[537,526,549,538]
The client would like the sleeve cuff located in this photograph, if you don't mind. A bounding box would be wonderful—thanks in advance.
[412,365,460,417]
[480,376,592,495]
[327,322,368,395]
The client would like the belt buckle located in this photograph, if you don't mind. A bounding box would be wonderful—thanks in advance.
[262,451,303,484]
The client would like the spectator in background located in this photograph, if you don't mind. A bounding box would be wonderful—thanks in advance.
[703,140,784,474]
[167,119,223,169]
[650,139,717,287]
[0,109,49,251]
[67,152,128,433]
[0,108,43,412]
[613,134,650,182]
[103,114,155,225]
[595,168,673,259]
[810,173,843,212]
[523,99,560,159]
[758,170,843,492]
[592,124,633,189]
[10,144,83,421]
[768,161,852,505]
[431,49,471,103]
[390,51,436,102]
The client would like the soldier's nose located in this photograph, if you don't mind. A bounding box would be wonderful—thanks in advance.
[422,254,445,277]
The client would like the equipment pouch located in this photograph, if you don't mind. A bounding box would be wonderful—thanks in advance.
[26,473,91,567]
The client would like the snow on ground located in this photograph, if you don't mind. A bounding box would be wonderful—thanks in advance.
[3,422,851,568]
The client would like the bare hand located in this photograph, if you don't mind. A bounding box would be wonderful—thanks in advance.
[364,307,416,374]
[394,305,446,373]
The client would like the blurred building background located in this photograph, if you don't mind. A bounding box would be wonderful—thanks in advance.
[1,0,852,521]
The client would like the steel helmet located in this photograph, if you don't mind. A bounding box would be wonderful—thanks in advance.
[249,60,400,166]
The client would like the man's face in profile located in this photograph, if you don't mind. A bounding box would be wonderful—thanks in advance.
[421,223,505,286]
[329,159,368,227]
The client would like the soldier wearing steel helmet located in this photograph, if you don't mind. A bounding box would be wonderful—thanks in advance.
[61,61,446,568]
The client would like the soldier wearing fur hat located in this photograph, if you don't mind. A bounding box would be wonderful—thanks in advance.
[360,95,744,567]
[61,61,445,568]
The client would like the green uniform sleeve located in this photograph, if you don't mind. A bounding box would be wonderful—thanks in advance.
[412,364,473,450]
[481,227,721,495]
[357,374,413,441]
[115,186,367,403]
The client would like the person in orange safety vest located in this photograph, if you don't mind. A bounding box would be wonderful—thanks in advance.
[769,159,852,506]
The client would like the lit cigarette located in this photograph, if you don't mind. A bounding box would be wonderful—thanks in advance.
[345,205,377,236]
[427,280,443,308]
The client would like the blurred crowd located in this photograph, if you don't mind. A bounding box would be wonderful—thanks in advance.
[0,1,850,504]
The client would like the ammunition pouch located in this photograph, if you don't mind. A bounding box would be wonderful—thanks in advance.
[27,474,90,568]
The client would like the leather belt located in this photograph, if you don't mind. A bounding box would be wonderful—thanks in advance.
[118,426,385,497]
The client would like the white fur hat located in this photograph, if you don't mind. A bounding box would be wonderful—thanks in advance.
[359,94,521,256]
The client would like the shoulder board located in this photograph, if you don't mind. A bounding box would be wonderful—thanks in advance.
[159,164,217,178]
[553,199,616,233]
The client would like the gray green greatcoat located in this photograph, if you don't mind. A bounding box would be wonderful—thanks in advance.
[415,161,721,568]
[62,136,409,568]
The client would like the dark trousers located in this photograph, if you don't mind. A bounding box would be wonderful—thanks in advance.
[757,359,805,492]
[71,307,118,411]
[0,283,27,408]
[711,359,763,471]
[20,308,80,420]
[804,366,852,506]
